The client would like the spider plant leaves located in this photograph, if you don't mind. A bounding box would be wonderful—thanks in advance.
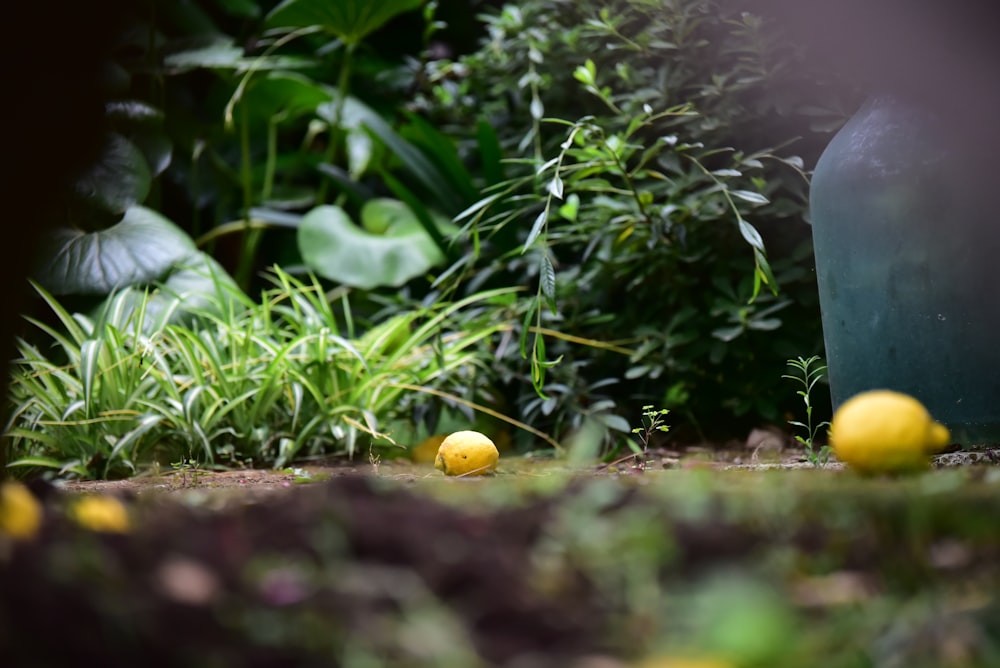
[298,201,457,289]
[34,206,197,296]
[265,0,425,45]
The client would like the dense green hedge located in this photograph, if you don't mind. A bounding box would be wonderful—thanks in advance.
[415,0,856,441]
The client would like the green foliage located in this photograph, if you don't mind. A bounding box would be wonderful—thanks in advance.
[5,270,517,479]
[783,355,831,466]
[148,0,479,292]
[12,0,855,468]
[22,18,246,330]
[420,0,848,438]
[35,207,195,296]
[296,200,458,289]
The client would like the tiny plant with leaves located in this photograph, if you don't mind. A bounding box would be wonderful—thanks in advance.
[628,404,670,469]
[783,356,831,467]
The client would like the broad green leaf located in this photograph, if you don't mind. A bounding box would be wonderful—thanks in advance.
[163,40,244,70]
[297,204,453,289]
[379,172,455,258]
[242,72,333,125]
[6,456,67,470]
[737,219,765,253]
[346,127,373,178]
[79,339,102,418]
[730,189,769,205]
[73,133,151,217]
[35,206,196,296]
[475,119,505,186]
[558,193,580,221]
[215,0,260,18]
[316,93,383,131]
[163,39,313,72]
[399,113,479,204]
[320,93,460,212]
[547,175,564,199]
[712,325,744,342]
[523,209,547,252]
[360,197,443,235]
[266,0,425,44]
[358,108,467,213]
[540,254,556,302]
[596,413,631,433]
[454,193,503,223]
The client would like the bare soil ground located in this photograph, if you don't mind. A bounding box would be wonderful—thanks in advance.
[4,445,1000,667]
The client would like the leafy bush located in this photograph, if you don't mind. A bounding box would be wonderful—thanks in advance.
[418,0,849,443]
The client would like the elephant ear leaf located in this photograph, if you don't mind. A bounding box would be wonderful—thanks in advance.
[105,100,173,179]
[360,197,427,234]
[34,206,196,296]
[92,251,246,332]
[266,0,424,45]
[73,133,151,219]
[297,203,454,290]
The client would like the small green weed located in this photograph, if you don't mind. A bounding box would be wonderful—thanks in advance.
[783,356,831,467]
[170,457,203,487]
[627,404,670,469]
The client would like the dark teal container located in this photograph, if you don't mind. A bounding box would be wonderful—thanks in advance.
[809,95,1000,445]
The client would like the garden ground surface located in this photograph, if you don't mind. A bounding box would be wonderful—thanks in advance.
[3,444,1000,667]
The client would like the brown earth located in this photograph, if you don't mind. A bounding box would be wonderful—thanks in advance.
[4,445,1000,667]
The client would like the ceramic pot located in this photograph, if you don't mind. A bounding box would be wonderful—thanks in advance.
[809,94,1000,444]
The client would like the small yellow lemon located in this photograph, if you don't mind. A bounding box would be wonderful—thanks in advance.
[0,481,43,541]
[434,430,499,476]
[411,434,448,464]
[635,658,734,668]
[829,390,951,474]
[70,495,131,533]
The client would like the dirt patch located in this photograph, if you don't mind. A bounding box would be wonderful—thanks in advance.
[4,458,1000,666]
[52,444,1000,501]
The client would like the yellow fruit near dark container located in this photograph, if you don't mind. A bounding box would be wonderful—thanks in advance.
[0,482,43,541]
[70,495,131,533]
[434,430,499,476]
[829,390,951,474]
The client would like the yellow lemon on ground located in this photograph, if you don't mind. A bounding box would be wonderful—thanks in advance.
[70,495,131,533]
[0,482,43,541]
[434,430,499,476]
[829,389,951,474]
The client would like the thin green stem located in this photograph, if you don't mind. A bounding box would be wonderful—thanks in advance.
[236,103,259,291]
[316,44,355,204]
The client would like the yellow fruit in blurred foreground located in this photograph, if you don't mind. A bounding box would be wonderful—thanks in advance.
[636,658,734,668]
[830,390,951,474]
[434,430,499,476]
[0,482,43,541]
[70,495,131,533]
